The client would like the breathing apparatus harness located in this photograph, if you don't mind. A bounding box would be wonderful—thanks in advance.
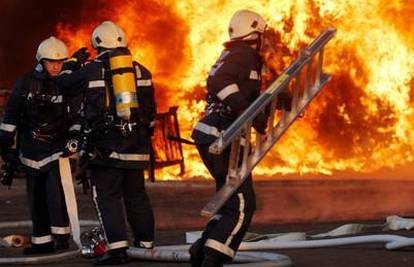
[95,47,140,137]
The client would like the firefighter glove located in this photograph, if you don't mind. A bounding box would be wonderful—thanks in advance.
[252,111,268,135]
[71,47,90,65]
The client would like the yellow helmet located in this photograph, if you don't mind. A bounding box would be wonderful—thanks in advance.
[228,10,266,41]
[91,21,127,49]
[36,36,69,61]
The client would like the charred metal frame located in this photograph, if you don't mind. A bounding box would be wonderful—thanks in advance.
[148,106,185,182]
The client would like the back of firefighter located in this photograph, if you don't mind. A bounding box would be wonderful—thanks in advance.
[0,37,80,255]
[190,10,268,267]
[57,21,156,265]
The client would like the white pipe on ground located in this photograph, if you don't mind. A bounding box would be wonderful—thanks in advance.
[0,220,292,266]
[127,247,292,266]
[0,250,79,265]
[0,220,100,229]
[237,235,412,251]
[3,218,414,266]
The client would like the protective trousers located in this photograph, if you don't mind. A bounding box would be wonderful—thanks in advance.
[192,144,256,267]
[26,162,70,245]
[90,166,155,251]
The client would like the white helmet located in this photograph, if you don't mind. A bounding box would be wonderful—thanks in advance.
[36,36,69,61]
[91,21,127,49]
[228,9,266,41]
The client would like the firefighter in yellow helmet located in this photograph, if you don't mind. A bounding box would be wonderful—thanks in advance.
[190,10,268,267]
[0,36,81,254]
[57,21,156,265]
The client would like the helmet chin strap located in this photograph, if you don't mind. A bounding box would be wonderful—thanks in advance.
[256,35,262,52]
[241,35,262,51]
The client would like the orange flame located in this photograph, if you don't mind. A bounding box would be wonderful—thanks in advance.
[56,0,414,180]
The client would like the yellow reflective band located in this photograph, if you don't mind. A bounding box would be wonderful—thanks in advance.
[109,152,150,161]
[32,235,52,244]
[217,84,239,101]
[19,152,63,169]
[205,239,235,258]
[108,240,129,250]
[137,79,152,86]
[194,122,221,137]
[0,123,17,132]
[66,57,78,63]
[268,73,290,94]
[51,226,71,234]
[225,193,245,246]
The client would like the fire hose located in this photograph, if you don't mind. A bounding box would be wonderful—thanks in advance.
[0,220,96,265]
[0,220,292,266]
[1,217,414,265]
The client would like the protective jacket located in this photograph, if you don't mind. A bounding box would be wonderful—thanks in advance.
[192,42,262,144]
[57,51,156,169]
[0,65,80,173]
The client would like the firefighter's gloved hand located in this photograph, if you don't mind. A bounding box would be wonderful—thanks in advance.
[148,121,156,136]
[0,142,14,163]
[78,148,95,168]
[277,91,292,111]
[76,171,90,195]
[1,162,15,188]
[71,47,90,65]
[253,112,268,135]
[62,139,79,157]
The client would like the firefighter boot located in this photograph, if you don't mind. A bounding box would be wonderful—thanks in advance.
[189,238,205,267]
[200,248,228,267]
[201,254,224,267]
[94,248,128,266]
[23,241,55,255]
[54,234,70,250]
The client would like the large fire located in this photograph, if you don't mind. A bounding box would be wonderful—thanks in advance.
[56,0,414,180]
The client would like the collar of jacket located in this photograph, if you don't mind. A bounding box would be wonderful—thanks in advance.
[33,64,56,81]
[223,40,262,63]
[95,50,112,62]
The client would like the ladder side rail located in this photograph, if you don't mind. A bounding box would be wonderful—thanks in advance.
[307,28,336,57]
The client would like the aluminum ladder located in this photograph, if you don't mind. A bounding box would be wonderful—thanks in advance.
[202,28,337,217]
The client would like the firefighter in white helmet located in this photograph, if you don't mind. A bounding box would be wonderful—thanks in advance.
[57,21,156,265]
[91,20,127,49]
[0,36,81,255]
[229,9,266,42]
[190,10,270,267]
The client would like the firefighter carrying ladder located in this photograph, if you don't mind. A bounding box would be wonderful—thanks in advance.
[201,28,337,217]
